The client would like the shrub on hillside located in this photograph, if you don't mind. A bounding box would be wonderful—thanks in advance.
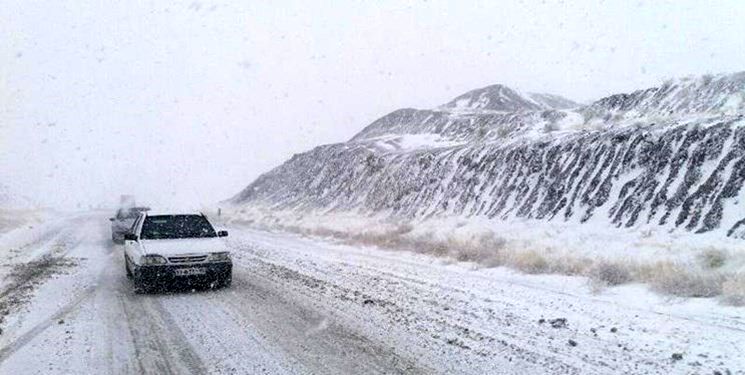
[589,261,632,287]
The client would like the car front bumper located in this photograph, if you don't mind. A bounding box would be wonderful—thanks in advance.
[135,261,232,285]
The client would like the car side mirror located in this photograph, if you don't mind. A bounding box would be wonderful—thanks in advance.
[109,218,115,222]
[123,233,138,241]
[217,230,228,237]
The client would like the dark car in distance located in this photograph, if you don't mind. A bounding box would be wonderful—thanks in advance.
[110,206,149,243]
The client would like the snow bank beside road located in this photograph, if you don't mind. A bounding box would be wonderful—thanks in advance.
[223,206,745,305]
[0,209,49,235]
[227,227,745,374]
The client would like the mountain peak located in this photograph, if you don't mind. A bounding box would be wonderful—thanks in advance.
[441,84,578,112]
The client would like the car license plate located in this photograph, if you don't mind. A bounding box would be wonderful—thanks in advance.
[174,267,206,276]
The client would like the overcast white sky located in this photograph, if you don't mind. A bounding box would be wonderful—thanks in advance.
[2,0,744,209]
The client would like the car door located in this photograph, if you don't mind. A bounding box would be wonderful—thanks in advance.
[124,214,145,266]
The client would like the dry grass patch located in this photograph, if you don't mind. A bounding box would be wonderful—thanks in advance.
[722,274,745,306]
[587,261,633,292]
[508,250,549,274]
[550,256,593,276]
[641,261,726,298]
[406,237,449,257]
[248,217,744,304]
[696,248,728,269]
[349,227,505,267]
[450,234,506,267]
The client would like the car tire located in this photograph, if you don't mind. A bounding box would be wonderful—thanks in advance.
[133,270,147,294]
[133,279,146,294]
[125,256,133,279]
[220,273,232,288]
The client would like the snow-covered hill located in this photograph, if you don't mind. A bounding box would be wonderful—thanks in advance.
[232,72,745,237]
[0,184,35,210]
[441,84,579,112]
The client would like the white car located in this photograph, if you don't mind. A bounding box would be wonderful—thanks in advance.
[123,211,232,292]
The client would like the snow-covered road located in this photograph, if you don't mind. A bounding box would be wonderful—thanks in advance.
[0,212,742,374]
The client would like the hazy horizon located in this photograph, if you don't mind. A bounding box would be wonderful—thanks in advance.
[2,0,745,209]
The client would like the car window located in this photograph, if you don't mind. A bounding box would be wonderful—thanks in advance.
[140,215,217,240]
[130,215,141,233]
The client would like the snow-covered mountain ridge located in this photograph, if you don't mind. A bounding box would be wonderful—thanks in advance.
[231,72,745,238]
[440,84,579,112]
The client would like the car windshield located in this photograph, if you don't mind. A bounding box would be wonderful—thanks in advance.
[140,215,216,240]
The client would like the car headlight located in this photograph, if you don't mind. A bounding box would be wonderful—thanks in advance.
[207,252,230,262]
[142,254,168,265]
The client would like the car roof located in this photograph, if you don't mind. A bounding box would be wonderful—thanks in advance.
[143,210,206,217]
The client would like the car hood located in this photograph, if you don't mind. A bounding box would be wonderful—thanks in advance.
[140,237,227,256]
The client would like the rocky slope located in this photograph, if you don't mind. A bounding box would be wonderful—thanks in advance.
[231,72,745,238]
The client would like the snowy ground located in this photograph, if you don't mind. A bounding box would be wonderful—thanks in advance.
[226,207,745,268]
[0,212,743,374]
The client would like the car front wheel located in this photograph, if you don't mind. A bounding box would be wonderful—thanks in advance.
[124,256,133,279]
[215,273,232,289]
[132,269,148,294]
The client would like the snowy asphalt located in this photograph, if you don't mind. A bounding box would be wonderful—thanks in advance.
[0,212,743,374]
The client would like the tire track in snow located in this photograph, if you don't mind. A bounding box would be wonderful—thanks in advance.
[0,215,96,356]
[223,266,426,374]
[0,283,96,362]
[154,285,301,375]
[1,214,207,374]
[234,253,581,374]
[106,258,208,374]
